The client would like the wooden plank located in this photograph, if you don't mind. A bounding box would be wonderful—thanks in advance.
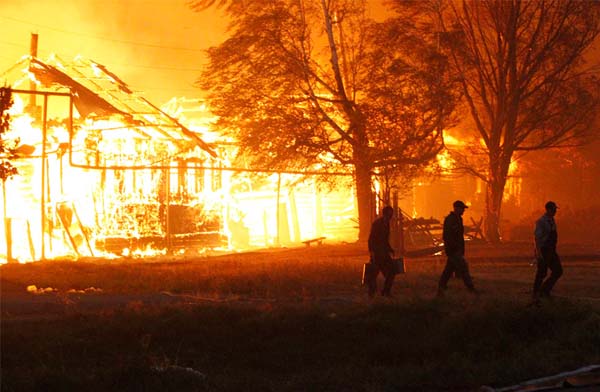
[302,236,326,247]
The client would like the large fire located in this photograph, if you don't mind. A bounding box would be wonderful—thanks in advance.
[0,58,359,263]
[1,48,526,264]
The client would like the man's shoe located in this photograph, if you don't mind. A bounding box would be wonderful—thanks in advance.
[436,288,445,298]
[468,288,481,295]
[529,293,541,307]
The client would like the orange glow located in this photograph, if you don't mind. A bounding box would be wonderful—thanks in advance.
[436,150,453,171]
[1,81,359,263]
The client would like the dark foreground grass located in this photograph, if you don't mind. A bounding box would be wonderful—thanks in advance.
[3,243,600,391]
[3,297,600,392]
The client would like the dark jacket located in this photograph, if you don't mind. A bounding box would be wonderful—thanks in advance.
[535,214,558,250]
[443,211,465,257]
[368,216,393,254]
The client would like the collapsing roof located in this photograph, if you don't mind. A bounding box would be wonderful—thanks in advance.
[1,54,216,157]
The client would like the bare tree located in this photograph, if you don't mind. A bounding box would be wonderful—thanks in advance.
[427,0,600,243]
[190,0,458,241]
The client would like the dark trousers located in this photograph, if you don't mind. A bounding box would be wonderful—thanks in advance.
[438,255,475,291]
[533,247,563,298]
[367,253,395,297]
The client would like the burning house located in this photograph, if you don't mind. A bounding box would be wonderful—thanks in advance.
[0,51,359,263]
[159,97,359,248]
[0,53,228,262]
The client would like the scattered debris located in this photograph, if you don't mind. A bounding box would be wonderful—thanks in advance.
[66,287,104,294]
[26,285,56,294]
[484,364,600,391]
[26,285,103,294]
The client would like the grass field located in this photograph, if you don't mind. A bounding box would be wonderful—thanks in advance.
[2,242,600,391]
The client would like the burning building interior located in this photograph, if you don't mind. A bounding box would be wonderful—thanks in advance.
[0,51,361,263]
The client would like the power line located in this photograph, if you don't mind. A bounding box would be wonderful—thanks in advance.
[0,15,207,52]
[0,40,27,49]
[111,63,202,72]
[0,38,204,72]
[142,86,200,92]
[75,0,187,4]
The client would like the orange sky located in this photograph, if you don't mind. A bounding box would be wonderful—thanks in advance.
[2,1,597,108]
[0,0,228,105]
[0,1,391,106]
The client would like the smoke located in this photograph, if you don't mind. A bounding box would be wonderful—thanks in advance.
[0,0,227,105]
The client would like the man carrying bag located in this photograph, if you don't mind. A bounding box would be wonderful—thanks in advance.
[364,206,398,298]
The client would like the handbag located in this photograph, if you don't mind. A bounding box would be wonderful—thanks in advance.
[392,257,405,274]
[361,262,376,286]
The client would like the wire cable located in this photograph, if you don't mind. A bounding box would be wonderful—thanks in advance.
[0,15,206,52]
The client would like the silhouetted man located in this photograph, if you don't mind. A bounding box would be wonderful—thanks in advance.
[366,206,396,297]
[437,200,478,297]
[532,201,563,303]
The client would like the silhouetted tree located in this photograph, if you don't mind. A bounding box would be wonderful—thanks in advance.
[428,0,600,242]
[191,0,458,241]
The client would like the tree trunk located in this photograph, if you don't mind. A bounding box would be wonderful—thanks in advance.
[484,160,509,244]
[354,162,372,242]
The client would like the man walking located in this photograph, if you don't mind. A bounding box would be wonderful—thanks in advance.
[367,206,396,298]
[532,201,563,303]
[437,200,478,297]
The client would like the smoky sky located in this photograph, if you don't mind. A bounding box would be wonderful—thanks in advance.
[2,1,596,107]
[0,1,392,106]
[0,0,227,105]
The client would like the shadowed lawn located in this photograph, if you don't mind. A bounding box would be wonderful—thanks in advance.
[2,242,600,391]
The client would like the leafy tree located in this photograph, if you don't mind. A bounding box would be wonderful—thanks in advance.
[0,87,18,182]
[190,0,458,240]
[428,0,600,242]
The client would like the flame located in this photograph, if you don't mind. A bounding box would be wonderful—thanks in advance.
[442,134,463,147]
[508,158,518,175]
[436,150,453,171]
[1,92,359,263]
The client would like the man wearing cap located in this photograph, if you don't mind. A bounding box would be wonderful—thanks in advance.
[437,200,478,296]
[532,201,563,302]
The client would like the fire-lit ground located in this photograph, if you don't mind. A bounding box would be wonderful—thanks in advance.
[2,241,600,391]
[3,241,600,310]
